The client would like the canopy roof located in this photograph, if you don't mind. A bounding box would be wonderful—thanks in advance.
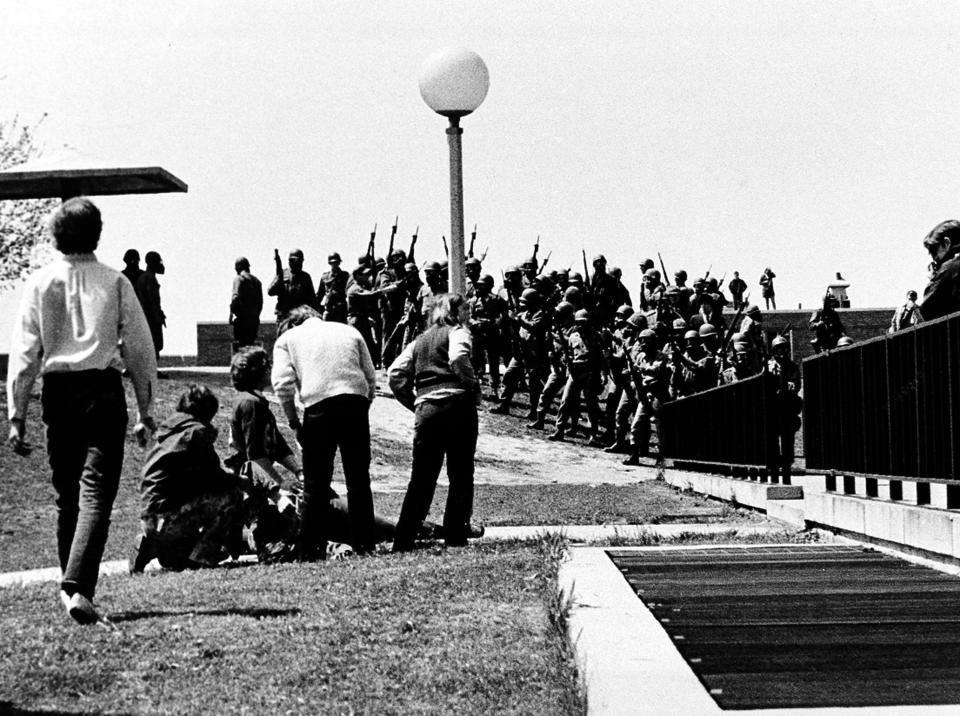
[0,147,188,200]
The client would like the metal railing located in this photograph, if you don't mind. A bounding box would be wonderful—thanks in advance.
[803,310,960,481]
[660,371,779,472]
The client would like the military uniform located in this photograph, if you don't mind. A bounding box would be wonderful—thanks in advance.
[346,278,381,366]
[767,352,802,483]
[627,342,670,459]
[551,320,604,442]
[316,268,348,323]
[467,291,506,395]
[497,306,549,418]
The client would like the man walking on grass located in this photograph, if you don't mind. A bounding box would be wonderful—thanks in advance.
[7,197,157,625]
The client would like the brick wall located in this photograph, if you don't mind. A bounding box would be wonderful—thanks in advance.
[196,322,277,366]
[726,307,894,364]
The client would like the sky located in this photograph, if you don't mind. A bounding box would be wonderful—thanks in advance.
[1,1,957,354]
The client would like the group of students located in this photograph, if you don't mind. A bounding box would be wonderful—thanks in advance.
[6,198,481,626]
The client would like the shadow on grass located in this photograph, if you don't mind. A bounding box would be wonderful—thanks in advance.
[109,606,301,623]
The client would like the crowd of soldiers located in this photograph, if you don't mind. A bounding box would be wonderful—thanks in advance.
[254,231,801,467]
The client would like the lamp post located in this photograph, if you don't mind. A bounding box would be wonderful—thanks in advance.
[418,48,489,295]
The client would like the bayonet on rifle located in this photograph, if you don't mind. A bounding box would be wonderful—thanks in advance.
[469,224,477,258]
[387,216,398,258]
[408,226,418,263]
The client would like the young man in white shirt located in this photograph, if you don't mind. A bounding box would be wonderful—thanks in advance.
[7,197,157,624]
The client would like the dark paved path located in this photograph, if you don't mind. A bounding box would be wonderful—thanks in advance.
[609,544,960,710]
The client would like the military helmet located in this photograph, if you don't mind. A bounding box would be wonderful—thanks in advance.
[555,301,575,320]
[521,257,537,269]
[505,265,521,276]
[389,249,407,264]
[592,253,607,265]
[627,312,649,329]
[520,288,541,304]
[568,271,583,283]
[615,304,634,319]
[424,261,441,274]
[675,269,687,281]
[639,328,657,341]
[480,274,495,287]
[693,277,706,289]
[672,318,687,331]
[465,257,481,268]
[698,323,718,337]
[403,262,418,274]
[643,268,661,280]
[563,286,582,303]
[327,252,341,263]
[771,335,789,349]
[574,309,591,323]
[746,304,761,317]
[731,332,747,344]
[837,335,854,346]
[684,329,700,341]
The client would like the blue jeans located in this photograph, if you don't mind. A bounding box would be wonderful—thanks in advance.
[41,370,128,599]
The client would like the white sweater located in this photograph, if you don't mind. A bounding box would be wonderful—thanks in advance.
[271,317,376,416]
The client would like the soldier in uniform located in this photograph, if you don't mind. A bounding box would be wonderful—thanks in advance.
[624,328,670,465]
[377,250,408,365]
[529,300,575,431]
[464,257,483,297]
[920,219,960,320]
[497,266,524,365]
[398,262,425,350]
[681,328,719,394]
[316,252,348,324]
[520,257,539,288]
[673,269,694,316]
[491,288,549,419]
[346,267,382,367]
[609,266,633,308]
[589,254,620,327]
[467,274,506,398]
[739,304,767,360]
[268,248,317,328]
[809,294,844,353]
[721,335,758,384]
[549,309,605,445]
[601,305,637,451]
[230,256,263,350]
[417,261,448,333]
[767,335,802,484]
[639,268,665,312]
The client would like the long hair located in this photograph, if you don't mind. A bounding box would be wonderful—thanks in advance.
[429,293,465,327]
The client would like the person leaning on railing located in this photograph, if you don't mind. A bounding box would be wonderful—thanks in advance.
[920,220,960,321]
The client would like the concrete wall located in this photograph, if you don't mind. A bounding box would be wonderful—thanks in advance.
[196,322,277,366]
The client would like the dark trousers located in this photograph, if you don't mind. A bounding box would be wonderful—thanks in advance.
[349,315,381,367]
[42,370,128,599]
[232,316,260,349]
[299,394,375,557]
[393,394,478,551]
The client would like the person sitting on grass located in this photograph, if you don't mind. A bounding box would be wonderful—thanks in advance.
[227,344,447,560]
[130,385,245,572]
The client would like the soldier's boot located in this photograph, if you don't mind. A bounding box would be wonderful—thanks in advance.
[489,402,511,415]
[604,440,631,454]
[587,434,607,448]
[622,452,641,466]
[527,413,546,430]
[547,428,566,442]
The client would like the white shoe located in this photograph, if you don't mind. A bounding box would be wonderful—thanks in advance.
[60,590,100,625]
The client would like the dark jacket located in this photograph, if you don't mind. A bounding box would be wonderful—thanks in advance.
[921,255,960,322]
[140,413,236,517]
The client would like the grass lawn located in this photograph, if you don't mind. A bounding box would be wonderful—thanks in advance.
[0,540,583,715]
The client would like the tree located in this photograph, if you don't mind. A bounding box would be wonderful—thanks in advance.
[0,116,59,289]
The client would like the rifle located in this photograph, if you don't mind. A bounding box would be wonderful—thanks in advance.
[441,235,449,258]
[469,224,477,258]
[479,246,488,262]
[273,248,283,277]
[658,251,670,286]
[387,216,398,258]
[721,292,750,354]
[717,272,727,290]
[703,264,712,281]
[367,223,377,262]
[383,315,410,357]
[533,235,540,262]
[539,250,552,273]
[581,249,594,303]
[501,270,517,312]
[409,225,418,263]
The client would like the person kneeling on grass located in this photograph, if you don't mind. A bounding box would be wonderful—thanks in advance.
[227,345,448,560]
[130,385,246,572]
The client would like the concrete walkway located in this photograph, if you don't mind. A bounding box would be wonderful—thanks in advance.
[0,522,783,589]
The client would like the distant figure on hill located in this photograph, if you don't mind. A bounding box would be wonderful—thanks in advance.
[759,267,777,310]
[889,290,923,333]
[826,272,850,308]
[136,251,166,358]
[920,220,960,321]
[230,256,263,350]
[727,271,747,310]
